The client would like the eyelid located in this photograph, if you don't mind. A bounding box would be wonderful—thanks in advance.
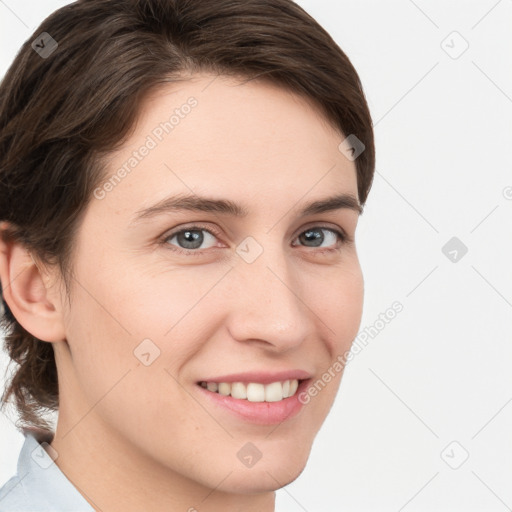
[160,221,351,254]
[297,222,349,241]
[161,222,225,251]
[291,224,350,251]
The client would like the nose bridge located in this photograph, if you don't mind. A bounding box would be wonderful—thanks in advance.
[225,238,312,350]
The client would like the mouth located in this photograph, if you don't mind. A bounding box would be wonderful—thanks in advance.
[195,376,312,425]
[197,379,302,403]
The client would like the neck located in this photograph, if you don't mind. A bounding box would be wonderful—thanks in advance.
[49,414,276,512]
[48,344,276,512]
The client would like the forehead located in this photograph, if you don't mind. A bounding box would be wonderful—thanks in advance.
[94,73,358,219]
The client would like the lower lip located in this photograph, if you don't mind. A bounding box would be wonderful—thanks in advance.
[196,379,311,425]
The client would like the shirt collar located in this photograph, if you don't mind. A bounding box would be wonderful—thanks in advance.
[8,427,96,511]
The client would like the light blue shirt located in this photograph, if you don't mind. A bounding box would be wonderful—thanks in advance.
[0,428,95,511]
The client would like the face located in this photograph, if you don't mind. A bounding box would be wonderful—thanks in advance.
[52,73,364,494]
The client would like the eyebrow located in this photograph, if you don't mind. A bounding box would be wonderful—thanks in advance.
[130,192,363,224]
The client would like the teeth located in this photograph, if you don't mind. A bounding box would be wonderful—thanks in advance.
[200,379,301,402]
[206,382,218,393]
[264,381,283,402]
[247,383,265,402]
[289,379,298,396]
[231,382,247,399]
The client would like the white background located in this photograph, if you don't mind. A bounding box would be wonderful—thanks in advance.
[1,1,511,511]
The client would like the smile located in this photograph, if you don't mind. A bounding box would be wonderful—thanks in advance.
[198,379,300,402]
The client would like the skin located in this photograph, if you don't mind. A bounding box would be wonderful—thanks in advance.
[0,73,364,512]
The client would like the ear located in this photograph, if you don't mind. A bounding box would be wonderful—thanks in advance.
[0,222,67,343]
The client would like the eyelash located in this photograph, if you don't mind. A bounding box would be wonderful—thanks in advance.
[160,223,351,256]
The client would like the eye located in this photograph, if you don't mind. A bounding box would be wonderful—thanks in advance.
[292,226,346,250]
[161,224,349,256]
[164,226,219,252]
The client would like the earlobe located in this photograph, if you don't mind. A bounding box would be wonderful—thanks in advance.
[0,227,67,343]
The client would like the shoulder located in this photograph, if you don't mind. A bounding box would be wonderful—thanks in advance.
[0,428,95,512]
[0,473,31,511]
[0,473,29,511]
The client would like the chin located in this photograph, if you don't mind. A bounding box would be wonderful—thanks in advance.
[225,465,308,495]
[214,447,311,494]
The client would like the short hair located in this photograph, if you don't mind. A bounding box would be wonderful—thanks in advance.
[0,0,375,433]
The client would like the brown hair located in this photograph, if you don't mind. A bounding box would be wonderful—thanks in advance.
[0,0,375,433]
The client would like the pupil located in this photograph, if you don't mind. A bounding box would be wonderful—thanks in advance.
[179,230,203,249]
[301,229,323,247]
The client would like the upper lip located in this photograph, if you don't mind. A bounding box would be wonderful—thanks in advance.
[198,370,312,385]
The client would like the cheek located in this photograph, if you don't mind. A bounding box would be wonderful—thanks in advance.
[63,281,192,435]
[99,257,230,337]
[63,261,228,407]
[63,285,139,392]
[314,262,365,354]
[296,262,364,412]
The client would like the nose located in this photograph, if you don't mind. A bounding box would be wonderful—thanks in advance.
[223,241,314,353]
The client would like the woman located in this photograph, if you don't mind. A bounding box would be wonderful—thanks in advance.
[0,0,375,510]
